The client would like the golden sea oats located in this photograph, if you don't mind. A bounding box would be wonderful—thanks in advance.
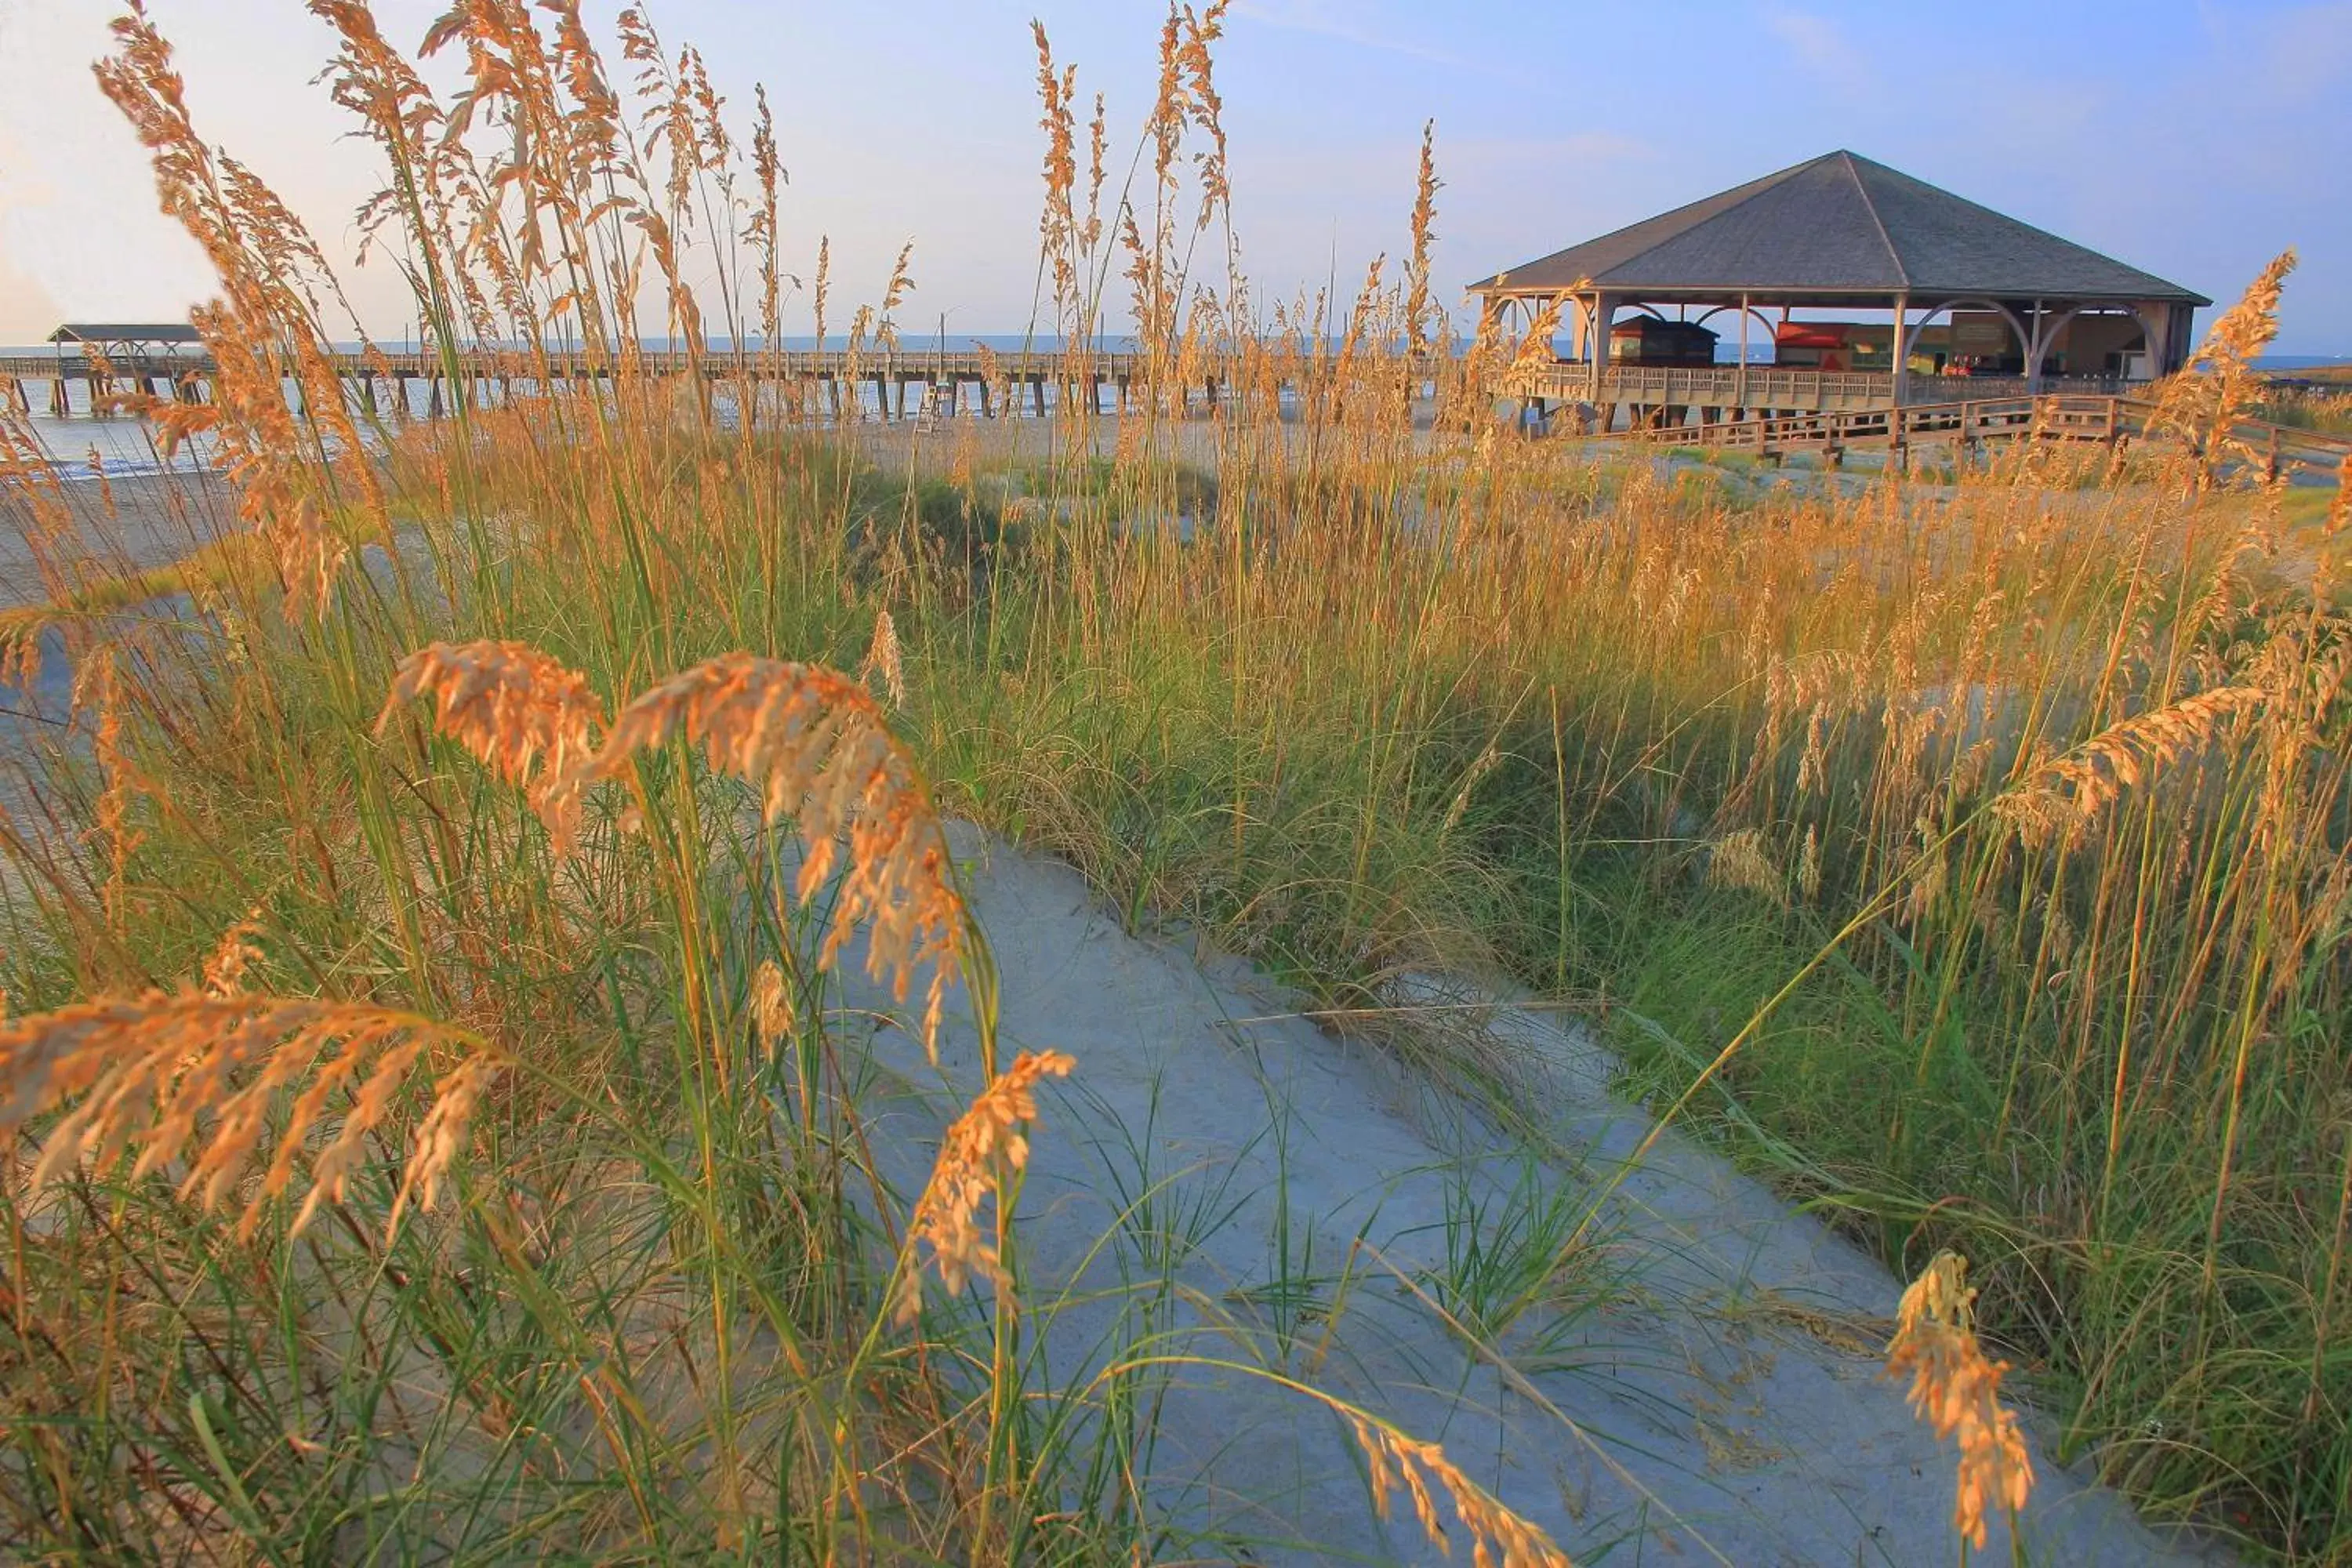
[895,1049,1074,1323]
[1402,120,1439,364]
[201,906,267,997]
[96,8,372,622]
[1704,827,1783,904]
[0,992,495,1241]
[379,641,607,848]
[812,233,831,354]
[566,653,971,1057]
[949,412,979,492]
[748,959,793,1051]
[1350,1414,1576,1568]
[747,82,784,361]
[73,647,143,927]
[1505,294,1569,386]
[1884,1250,2032,1549]
[877,241,918,352]
[1441,740,1501,837]
[2016,686,2267,826]
[1033,21,1080,317]
[2149,251,2295,492]
[975,340,1008,423]
[864,609,906,710]
[0,613,45,691]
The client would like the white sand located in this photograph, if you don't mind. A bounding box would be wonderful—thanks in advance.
[842,825,2228,1566]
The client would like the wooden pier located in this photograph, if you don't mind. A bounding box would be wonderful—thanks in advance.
[9,343,2347,486]
[0,342,2169,429]
[0,346,1268,425]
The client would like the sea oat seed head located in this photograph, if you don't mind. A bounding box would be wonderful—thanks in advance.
[896,1049,1075,1323]
[562,653,971,1058]
[201,906,268,996]
[0,992,495,1242]
[865,610,906,710]
[1345,1416,1576,1567]
[380,641,608,849]
[1884,1250,2034,1548]
[749,959,794,1050]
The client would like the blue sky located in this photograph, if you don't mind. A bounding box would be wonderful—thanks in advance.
[1,1,2345,351]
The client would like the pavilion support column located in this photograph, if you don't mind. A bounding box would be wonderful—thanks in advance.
[2126,301,2165,385]
[1889,292,1910,408]
[2151,300,2195,376]
[1588,292,1620,405]
[1735,292,1750,411]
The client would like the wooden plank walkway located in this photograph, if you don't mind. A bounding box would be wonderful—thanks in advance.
[1601,394,2352,478]
[1501,363,2139,416]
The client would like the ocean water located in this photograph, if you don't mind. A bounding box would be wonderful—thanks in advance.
[14,408,214,481]
[6,364,1163,485]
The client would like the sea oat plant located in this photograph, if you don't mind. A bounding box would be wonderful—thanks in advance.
[894,1047,1076,1324]
[565,652,978,1063]
[1885,1251,2034,1552]
[0,992,495,1240]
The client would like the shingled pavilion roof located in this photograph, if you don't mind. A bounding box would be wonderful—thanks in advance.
[46,323,205,347]
[1469,151,2209,307]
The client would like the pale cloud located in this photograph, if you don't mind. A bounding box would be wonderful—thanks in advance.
[1230,0,1473,71]
[1456,132,1657,168]
[1765,10,1871,96]
[2254,1,2352,103]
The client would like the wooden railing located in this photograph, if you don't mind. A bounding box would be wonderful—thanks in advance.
[1500,362,2138,412]
[0,347,1163,385]
[1610,394,2352,477]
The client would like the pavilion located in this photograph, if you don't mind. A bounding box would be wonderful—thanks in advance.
[47,323,204,361]
[1468,151,2209,424]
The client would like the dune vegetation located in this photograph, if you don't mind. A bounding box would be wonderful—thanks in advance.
[0,2,2347,1561]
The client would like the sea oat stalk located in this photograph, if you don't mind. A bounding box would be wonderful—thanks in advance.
[895,1049,1073,1323]
[567,653,972,1058]
[1884,1251,2034,1549]
[0,992,496,1240]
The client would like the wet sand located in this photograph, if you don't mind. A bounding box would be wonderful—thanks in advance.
[0,466,236,610]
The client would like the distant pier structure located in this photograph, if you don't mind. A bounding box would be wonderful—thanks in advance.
[5,325,1248,426]
[23,323,209,416]
[1472,150,2214,434]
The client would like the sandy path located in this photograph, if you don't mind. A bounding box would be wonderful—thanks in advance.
[840,826,2226,1565]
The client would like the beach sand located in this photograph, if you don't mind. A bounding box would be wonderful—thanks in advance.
[0,466,237,610]
[838,825,2232,1564]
